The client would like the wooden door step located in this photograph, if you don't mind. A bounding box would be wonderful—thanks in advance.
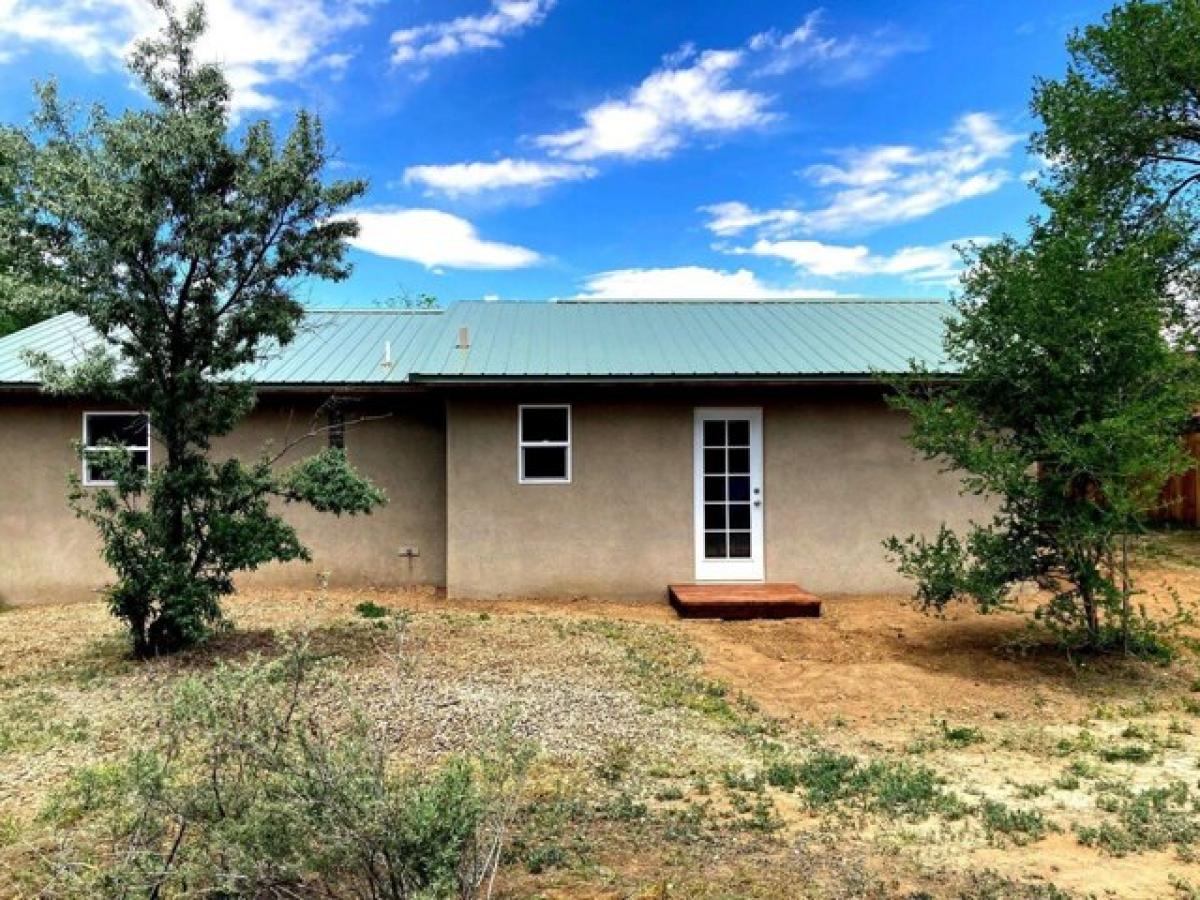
[668,583,821,620]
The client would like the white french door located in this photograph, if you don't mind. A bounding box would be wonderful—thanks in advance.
[693,408,764,581]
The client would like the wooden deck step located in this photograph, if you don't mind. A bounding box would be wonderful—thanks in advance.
[668,583,822,620]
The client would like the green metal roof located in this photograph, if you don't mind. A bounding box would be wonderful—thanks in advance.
[0,299,952,387]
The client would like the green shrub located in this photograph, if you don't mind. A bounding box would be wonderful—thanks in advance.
[798,750,858,806]
[38,641,533,898]
[763,759,802,792]
[355,600,390,619]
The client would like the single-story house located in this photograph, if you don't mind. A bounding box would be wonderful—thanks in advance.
[0,299,988,608]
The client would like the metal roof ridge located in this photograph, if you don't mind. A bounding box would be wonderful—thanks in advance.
[526,297,949,306]
[303,307,445,315]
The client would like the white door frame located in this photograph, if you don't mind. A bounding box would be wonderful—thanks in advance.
[693,407,764,582]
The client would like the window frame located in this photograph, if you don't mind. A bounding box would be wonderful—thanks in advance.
[81,411,152,487]
[517,403,572,484]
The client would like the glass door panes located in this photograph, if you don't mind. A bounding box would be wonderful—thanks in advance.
[702,417,752,559]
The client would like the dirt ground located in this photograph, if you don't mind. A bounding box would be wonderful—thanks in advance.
[5,542,1200,897]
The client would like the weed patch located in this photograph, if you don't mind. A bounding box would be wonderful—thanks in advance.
[979,800,1053,846]
[795,749,962,820]
[1077,783,1200,855]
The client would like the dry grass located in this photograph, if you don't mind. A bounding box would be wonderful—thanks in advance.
[5,540,1200,897]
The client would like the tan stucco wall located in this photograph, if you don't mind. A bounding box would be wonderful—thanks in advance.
[445,389,991,600]
[2,386,990,607]
[0,394,445,607]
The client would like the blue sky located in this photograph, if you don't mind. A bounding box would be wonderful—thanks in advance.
[0,0,1115,306]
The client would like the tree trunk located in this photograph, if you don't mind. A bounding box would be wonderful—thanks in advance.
[1120,533,1132,654]
[1080,583,1101,649]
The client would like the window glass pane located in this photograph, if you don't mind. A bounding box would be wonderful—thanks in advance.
[704,475,726,502]
[87,414,148,447]
[523,446,567,480]
[727,419,750,446]
[728,503,751,530]
[85,454,118,484]
[85,448,148,483]
[703,447,725,475]
[704,504,726,530]
[703,420,725,447]
[704,531,727,559]
[728,475,750,501]
[522,407,568,443]
[728,447,750,474]
[729,532,752,558]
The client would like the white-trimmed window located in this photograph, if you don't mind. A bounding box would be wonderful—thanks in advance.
[82,412,151,486]
[518,404,571,483]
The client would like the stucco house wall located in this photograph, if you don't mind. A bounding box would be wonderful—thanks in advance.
[0,394,446,607]
[1,385,990,607]
[444,387,991,600]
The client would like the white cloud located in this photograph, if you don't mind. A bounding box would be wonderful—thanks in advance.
[748,10,924,82]
[732,236,990,286]
[391,0,554,68]
[574,266,839,300]
[0,0,372,113]
[703,113,1022,236]
[343,208,541,270]
[700,201,804,239]
[402,158,596,197]
[403,12,912,192]
[536,47,775,162]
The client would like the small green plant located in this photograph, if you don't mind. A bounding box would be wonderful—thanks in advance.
[653,785,684,802]
[979,800,1052,846]
[1052,772,1081,791]
[663,801,710,843]
[763,759,802,792]
[721,768,765,793]
[735,795,782,833]
[0,812,18,848]
[595,741,636,785]
[523,844,569,874]
[355,600,390,619]
[797,750,858,806]
[606,791,648,822]
[1014,782,1048,800]
[941,721,986,747]
[1099,743,1155,764]
[795,749,960,820]
[1067,758,1100,778]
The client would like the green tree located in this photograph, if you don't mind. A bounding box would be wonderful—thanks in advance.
[22,2,385,656]
[887,214,1197,651]
[0,127,59,336]
[1033,0,1200,242]
[886,0,1200,653]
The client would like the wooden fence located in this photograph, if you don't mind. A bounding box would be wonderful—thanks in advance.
[1154,432,1200,526]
